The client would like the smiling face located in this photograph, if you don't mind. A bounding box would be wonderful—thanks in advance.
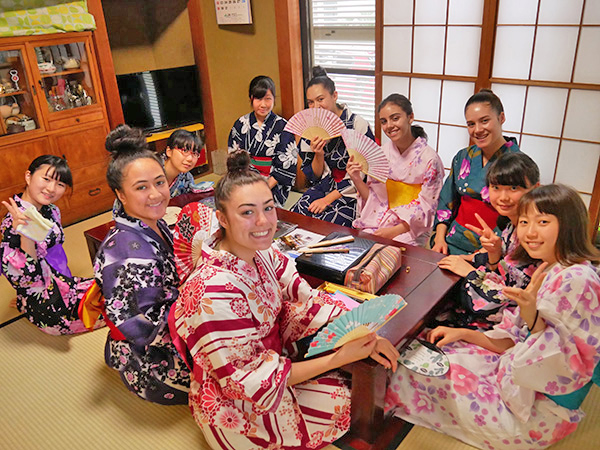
[306,84,339,114]
[251,89,275,122]
[465,102,506,153]
[165,146,199,175]
[115,158,170,229]
[489,180,536,223]
[216,181,277,264]
[379,103,414,148]
[516,204,559,264]
[23,164,68,209]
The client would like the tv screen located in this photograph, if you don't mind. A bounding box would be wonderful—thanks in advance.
[116,65,204,132]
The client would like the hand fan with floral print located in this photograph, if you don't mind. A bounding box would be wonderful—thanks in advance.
[341,129,389,183]
[306,294,406,357]
[173,201,215,284]
[284,108,346,143]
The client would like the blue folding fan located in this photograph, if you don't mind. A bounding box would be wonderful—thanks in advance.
[306,294,406,358]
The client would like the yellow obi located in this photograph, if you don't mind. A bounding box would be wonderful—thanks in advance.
[386,179,422,209]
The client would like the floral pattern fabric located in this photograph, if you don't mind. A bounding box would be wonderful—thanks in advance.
[94,200,189,404]
[353,137,444,246]
[433,138,521,254]
[228,111,298,206]
[1,194,94,335]
[291,105,375,226]
[386,262,600,450]
[173,236,351,449]
[168,171,214,198]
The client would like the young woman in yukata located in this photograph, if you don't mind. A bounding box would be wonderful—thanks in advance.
[437,152,541,329]
[1,155,99,335]
[387,184,600,450]
[171,150,399,449]
[432,89,521,255]
[228,75,297,207]
[162,129,210,198]
[94,125,189,404]
[349,93,445,246]
[291,66,375,226]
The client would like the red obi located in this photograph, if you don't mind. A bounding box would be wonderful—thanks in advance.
[455,195,498,230]
[250,155,272,177]
[331,168,346,183]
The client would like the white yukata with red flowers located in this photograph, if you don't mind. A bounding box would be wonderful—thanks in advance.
[352,137,444,246]
[173,234,352,449]
[386,262,600,450]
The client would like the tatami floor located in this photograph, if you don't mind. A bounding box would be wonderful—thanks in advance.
[1,172,598,450]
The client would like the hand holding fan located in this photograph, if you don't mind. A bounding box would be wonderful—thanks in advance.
[284,108,345,144]
[342,129,390,183]
[306,294,406,357]
[173,202,215,283]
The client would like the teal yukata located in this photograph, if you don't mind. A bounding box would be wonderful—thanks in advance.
[433,138,521,255]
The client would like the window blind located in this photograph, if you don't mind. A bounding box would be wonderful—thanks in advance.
[312,0,376,27]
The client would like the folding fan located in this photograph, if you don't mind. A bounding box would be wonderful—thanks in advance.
[342,129,390,183]
[306,294,406,357]
[284,108,346,143]
[173,201,215,284]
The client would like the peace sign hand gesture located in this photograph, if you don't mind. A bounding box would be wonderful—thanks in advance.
[465,213,502,264]
[503,262,549,332]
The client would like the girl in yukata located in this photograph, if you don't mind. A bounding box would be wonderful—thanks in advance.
[349,93,444,246]
[1,155,98,335]
[172,150,399,449]
[162,129,211,198]
[437,153,541,329]
[94,125,189,404]
[432,89,521,255]
[291,66,375,226]
[387,184,600,450]
[228,75,297,207]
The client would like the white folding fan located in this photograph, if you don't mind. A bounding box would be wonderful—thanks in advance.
[342,129,390,183]
[306,294,406,357]
[284,108,346,143]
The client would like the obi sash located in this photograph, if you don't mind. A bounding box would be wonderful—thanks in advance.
[386,180,422,209]
[250,155,272,177]
[455,195,498,230]
[545,361,600,410]
[78,281,126,340]
[332,168,346,183]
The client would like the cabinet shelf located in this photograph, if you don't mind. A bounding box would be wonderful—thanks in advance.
[40,68,85,78]
[0,90,26,98]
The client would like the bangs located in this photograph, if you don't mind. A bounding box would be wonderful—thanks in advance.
[487,169,529,188]
[44,164,73,188]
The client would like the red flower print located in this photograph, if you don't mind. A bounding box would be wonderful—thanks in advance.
[450,364,478,396]
[550,420,578,444]
[412,390,435,414]
[215,406,246,431]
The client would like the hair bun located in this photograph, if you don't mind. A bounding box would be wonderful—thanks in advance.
[311,65,328,78]
[227,150,251,175]
[105,124,148,157]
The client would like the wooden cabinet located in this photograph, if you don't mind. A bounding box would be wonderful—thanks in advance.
[0,32,111,225]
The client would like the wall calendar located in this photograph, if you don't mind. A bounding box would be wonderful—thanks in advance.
[214,0,252,25]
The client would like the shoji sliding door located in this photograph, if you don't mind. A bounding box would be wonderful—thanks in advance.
[378,0,600,233]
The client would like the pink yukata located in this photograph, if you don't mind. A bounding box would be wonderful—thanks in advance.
[172,235,352,449]
[353,137,444,246]
[386,262,600,450]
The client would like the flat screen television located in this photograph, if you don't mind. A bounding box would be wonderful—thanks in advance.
[116,65,203,132]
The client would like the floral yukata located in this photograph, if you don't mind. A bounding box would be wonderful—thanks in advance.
[353,137,444,246]
[291,106,374,226]
[387,262,600,450]
[228,111,297,206]
[168,171,214,198]
[172,236,352,449]
[1,194,94,335]
[94,200,189,404]
[433,138,521,255]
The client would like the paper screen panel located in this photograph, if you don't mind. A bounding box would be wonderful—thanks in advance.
[437,125,468,169]
[490,83,526,134]
[414,0,447,25]
[410,78,441,123]
[497,0,538,24]
[413,26,445,75]
[445,26,481,77]
[583,1,600,23]
[520,135,559,185]
[383,27,412,72]
[573,28,600,84]
[448,0,484,25]
[382,76,410,100]
[383,0,413,25]
[493,26,535,79]
[538,0,584,24]
[440,81,475,126]
[564,90,600,143]
[531,27,578,82]
[555,142,600,193]
[522,87,568,138]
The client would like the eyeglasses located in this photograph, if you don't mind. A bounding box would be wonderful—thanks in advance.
[175,147,201,158]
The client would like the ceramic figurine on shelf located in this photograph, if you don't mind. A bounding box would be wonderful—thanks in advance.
[0,96,20,119]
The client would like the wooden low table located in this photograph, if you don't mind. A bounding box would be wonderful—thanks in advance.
[84,204,459,449]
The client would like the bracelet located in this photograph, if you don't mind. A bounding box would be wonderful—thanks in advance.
[527,310,539,332]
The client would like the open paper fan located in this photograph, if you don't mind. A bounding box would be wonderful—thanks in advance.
[173,202,214,284]
[284,108,345,143]
[306,294,406,357]
[342,129,389,183]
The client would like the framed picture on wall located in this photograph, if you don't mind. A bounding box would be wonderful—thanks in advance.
[214,0,252,25]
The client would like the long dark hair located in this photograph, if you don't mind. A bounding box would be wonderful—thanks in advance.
[378,93,427,140]
[27,154,73,189]
[511,184,600,266]
[105,124,163,193]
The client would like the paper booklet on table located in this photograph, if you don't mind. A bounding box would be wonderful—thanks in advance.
[294,231,375,284]
[273,227,324,258]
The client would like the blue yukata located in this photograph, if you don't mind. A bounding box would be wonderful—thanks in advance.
[433,138,521,255]
[291,106,375,226]
[94,200,190,404]
[228,111,298,206]
[168,171,214,198]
